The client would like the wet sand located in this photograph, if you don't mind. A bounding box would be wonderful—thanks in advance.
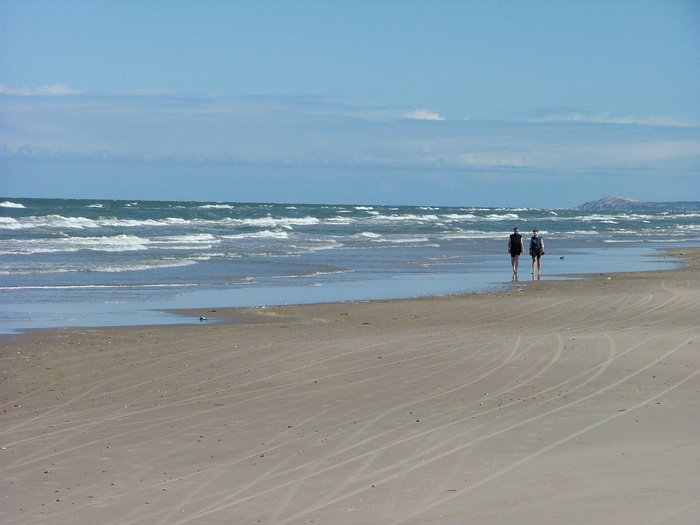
[1,249,699,524]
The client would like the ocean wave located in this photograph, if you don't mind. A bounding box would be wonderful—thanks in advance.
[442,230,504,240]
[576,213,664,222]
[442,213,478,221]
[152,233,220,244]
[0,257,199,275]
[3,200,699,299]
[366,213,440,224]
[584,218,618,224]
[1,214,216,230]
[0,217,23,229]
[484,213,520,221]
[222,230,290,240]
[0,282,200,291]
[199,204,236,209]
[1,234,151,254]
[676,223,700,231]
[326,216,355,225]
[237,216,321,229]
[0,215,100,229]
[5,215,105,229]
[372,236,432,244]
[304,239,343,250]
[0,201,26,208]
[568,230,600,236]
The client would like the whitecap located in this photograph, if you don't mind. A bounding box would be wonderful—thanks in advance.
[0,201,25,208]
[223,230,290,240]
[4,234,151,255]
[0,217,23,229]
[2,257,200,275]
[239,216,320,229]
[484,213,520,221]
[154,233,219,244]
[442,213,477,220]
[372,213,439,223]
[373,236,431,244]
[199,204,235,209]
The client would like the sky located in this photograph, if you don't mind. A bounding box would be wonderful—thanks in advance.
[1,0,699,208]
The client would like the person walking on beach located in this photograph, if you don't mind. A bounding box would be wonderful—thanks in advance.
[507,227,524,276]
[530,229,545,276]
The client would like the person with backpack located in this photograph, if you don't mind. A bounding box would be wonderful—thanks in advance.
[529,229,545,276]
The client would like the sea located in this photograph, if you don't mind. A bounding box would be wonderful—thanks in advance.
[1,198,699,335]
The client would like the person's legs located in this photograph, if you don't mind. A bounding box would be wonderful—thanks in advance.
[512,255,519,274]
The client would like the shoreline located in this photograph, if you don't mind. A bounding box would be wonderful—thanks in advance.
[0,242,693,338]
[1,248,698,524]
[159,246,700,329]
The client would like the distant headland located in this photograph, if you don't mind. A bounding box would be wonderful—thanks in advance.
[578,196,700,211]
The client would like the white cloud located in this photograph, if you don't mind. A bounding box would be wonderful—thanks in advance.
[531,108,691,127]
[403,109,445,121]
[0,83,80,96]
[1,91,698,180]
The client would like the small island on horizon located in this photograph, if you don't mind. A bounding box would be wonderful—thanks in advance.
[578,196,700,211]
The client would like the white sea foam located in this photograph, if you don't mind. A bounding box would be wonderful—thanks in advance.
[0,201,26,208]
[238,216,321,229]
[99,259,200,272]
[153,233,219,244]
[577,213,662,222]
[3,199,699,337]
[373,236,431,244]
[0,282,199,291]
[326,216,355,225]
[2,234,150,254]
[306,239,342,250]
[569,230,600,236]
[222,230,290,240]
[79,234,150,251]
[370,213,440,223]
[23,215,102,229]
[5,215,208,230]
[442,213,478,220]
[484,213,520,221]
[0,217,23,229]
[444,231,504,240]
[1,257,199,275]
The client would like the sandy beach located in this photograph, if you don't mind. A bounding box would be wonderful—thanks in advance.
[1,249,699,525]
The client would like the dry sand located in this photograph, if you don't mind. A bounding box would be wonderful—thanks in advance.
[1,249,699,524]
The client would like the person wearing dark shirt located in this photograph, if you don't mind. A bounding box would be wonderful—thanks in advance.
[507,227,524,276]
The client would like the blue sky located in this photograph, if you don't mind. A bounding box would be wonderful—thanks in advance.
[1,0,699,207]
